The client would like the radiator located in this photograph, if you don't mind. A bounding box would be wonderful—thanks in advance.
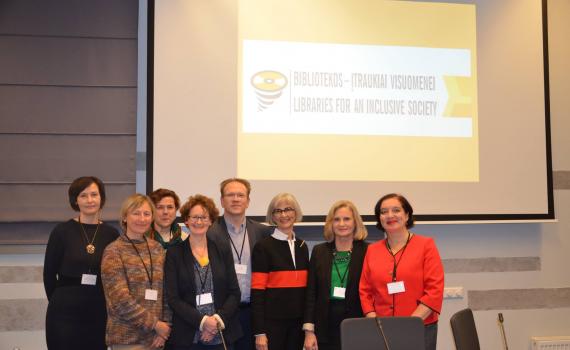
[532,336,570,350]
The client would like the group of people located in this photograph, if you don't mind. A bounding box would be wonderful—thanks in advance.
[43,176,444,350]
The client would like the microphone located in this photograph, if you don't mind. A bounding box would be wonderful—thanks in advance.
[497,313,509,350]
[374,317,391,350]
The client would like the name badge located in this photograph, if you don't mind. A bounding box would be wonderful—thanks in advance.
[81,274,97,285]
[196,292,214,306]
[387,281,405,295]
[333,287,346,299]
[235,263,248,275]
[145,289,158,301]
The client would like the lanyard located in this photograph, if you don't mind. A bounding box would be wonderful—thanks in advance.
[126,235,154,287]
[332,250,351,286]
[226,227,247,264]
[385,232,411,282]
[193,259,211,293]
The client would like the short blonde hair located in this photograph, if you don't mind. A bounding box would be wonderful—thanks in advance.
[323,200,368,242]
[120,194,156,231]
[266,193,303,225]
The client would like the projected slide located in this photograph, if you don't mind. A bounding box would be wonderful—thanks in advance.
[243,41,473,138]
[238,0,478,182]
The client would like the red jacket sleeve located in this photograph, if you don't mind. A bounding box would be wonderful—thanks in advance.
[359,247,376,315]
[418,238,444,314]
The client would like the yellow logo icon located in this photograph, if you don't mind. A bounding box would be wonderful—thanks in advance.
[251,71,288,111]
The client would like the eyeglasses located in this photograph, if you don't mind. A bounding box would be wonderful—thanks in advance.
[272,207,295,215]
[223,192,247,199]
[189,215,210,223]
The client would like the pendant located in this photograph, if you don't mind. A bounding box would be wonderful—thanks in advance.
[86,244,95,254]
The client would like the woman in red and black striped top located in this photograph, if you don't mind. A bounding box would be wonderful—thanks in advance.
[251,193,309,350]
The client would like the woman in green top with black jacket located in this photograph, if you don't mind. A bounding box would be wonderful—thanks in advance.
[303,200,369,350]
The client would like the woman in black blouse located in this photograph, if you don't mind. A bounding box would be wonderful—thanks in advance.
[303,200,369,350]
[43,176,119,350]
[251,193,309,350]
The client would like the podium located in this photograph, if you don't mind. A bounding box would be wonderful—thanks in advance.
[340,317,425,350]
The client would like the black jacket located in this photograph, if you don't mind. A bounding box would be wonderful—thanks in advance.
[164,237,242,346]
[304,240,369,342]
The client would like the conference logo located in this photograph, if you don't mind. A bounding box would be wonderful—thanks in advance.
[251,71,288,111]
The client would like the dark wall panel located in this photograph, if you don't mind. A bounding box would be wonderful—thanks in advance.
[0,222,122,245]
[0,0,138,239]
[0,0,137,38]
[0,183,135,223]
[0,135,135,182]
[0,86,136,133]
[0,36,137,86]
[0,222,60,244]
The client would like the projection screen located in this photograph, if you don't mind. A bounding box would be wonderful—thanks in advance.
[149,0,554,222]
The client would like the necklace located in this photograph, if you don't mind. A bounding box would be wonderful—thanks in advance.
[79,216,101,254]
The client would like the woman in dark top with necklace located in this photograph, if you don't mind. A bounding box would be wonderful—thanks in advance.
[303,200,368,350]
[43,176,119,350]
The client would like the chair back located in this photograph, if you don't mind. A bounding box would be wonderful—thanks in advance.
[450,308,481,350]
[341,317,425,350]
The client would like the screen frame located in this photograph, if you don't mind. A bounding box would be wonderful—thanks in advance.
[145,0,554,223]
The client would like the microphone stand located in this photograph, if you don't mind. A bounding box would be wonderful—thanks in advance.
[498,313,509,350]
[374,317,391,350]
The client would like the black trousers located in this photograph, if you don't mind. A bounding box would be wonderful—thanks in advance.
[316,299,346,350]
[172,344,225,350]
[234,304,254,350]
[424,322,438,350]
[265,318,303,350]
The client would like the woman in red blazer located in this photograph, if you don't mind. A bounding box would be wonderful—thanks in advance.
[359,193,444,350]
